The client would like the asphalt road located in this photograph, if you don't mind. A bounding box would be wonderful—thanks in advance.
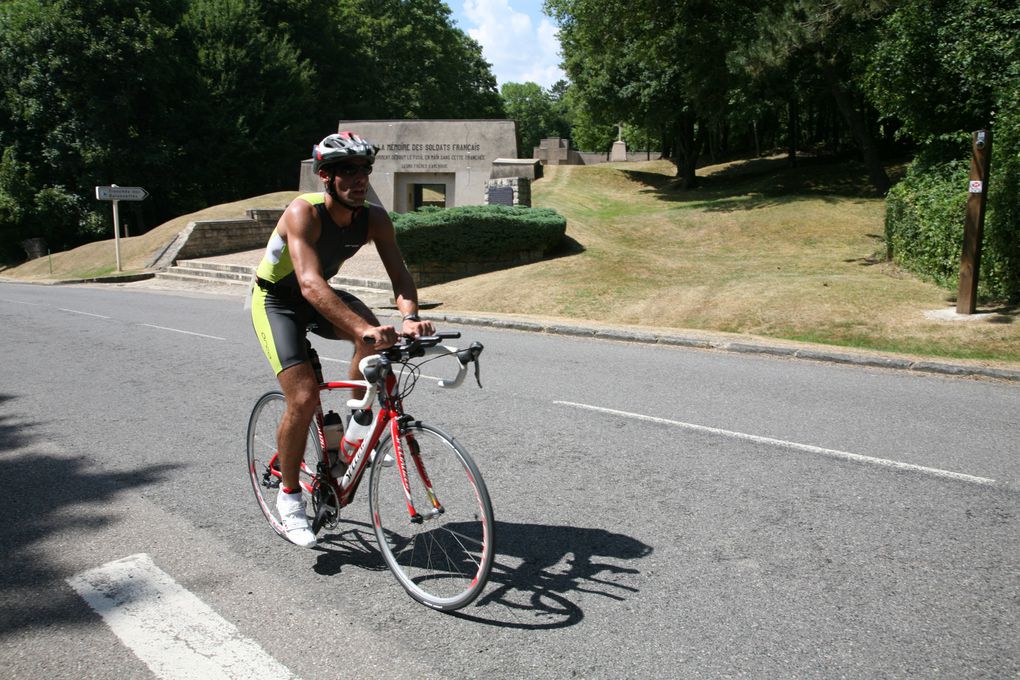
[1,281,1018,679]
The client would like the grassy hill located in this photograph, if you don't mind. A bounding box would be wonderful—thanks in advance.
[4,191,298,280]
[425,156,1020,365]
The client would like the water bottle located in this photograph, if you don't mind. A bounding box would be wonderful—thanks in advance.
[323,409,343,457]
[340,409,373,461]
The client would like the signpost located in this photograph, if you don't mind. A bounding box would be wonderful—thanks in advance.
[956,130,991,314]
[95,184,149,271]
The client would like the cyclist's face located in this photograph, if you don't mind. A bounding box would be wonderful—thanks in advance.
[324,160,372,206]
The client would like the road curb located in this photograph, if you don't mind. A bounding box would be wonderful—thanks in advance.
[427,312,1020,384]
[0,272,155,285]
[4,275,1017,383]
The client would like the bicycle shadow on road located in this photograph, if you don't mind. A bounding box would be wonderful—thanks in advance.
[309,519,652,629]
[451,521,653,629]
[0,394,181,638]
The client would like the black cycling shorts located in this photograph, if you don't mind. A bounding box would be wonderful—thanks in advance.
[251,284,376,375]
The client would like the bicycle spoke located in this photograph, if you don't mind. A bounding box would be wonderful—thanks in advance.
[246,391,322,542]
[370,423,494,611]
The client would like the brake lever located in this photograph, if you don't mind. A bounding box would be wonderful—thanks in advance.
[473,357,483,388]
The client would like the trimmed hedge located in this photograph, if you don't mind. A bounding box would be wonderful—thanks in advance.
[391,205,566,265]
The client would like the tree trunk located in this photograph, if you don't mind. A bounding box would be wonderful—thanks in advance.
[673,114,702,189]
[788,96,799,167]
[826,71,891,195]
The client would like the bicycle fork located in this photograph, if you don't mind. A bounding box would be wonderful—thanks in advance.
[393,419,444,524]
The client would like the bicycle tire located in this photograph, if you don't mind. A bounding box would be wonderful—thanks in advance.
[369,422,495,611]
[246,390,323,542]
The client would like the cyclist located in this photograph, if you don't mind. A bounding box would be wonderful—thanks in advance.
[250,131,434,547]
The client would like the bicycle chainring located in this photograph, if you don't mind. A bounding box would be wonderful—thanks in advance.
[311,481,341,532]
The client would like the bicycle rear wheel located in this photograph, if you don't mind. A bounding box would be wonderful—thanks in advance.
[369,422,495,611]
[246,391,322,541]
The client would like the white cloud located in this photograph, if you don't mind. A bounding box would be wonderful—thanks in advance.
[462,0,565,88]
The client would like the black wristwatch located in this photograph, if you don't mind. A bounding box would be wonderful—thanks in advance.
[402,313,421,322]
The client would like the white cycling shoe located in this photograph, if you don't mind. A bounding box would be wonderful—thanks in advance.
[276,490,317,548]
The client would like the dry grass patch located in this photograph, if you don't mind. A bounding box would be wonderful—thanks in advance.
[426,158,1020,365]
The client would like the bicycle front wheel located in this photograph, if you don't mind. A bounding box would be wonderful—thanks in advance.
[246,390,322,541]
[369,422,495,611]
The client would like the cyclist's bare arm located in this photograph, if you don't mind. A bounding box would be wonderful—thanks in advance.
[284,201,397,347]
[368,205,435,338]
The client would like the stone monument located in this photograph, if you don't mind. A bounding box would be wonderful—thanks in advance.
[299,119,518,213]
[610,122,628,162]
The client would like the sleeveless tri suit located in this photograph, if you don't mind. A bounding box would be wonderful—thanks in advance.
[250,193,373,375]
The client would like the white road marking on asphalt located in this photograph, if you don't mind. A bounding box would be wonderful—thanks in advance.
[0,298,45,305]
[67,553,299,680]
[140,323,226,340]
[555,401,997,487]
[59,308,111,319]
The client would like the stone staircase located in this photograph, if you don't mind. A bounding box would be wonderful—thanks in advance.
[154,259,393,303]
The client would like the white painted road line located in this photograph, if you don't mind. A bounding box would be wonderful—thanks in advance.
[555,401,997,487]
[0,298,45,306]
[59,308,111,319]
[67,553,299,680]
[140,323,227,341]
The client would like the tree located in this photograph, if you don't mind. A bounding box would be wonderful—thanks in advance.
[500,82,569,157]
[330,0,504,120]
[182,0,317,204]
[546,0,754,188]
[0,0,194,260]
[865,0,1020,147]
[0,0,506,264]
[734,0,894,193]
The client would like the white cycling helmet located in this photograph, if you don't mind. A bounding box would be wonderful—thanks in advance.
[312,131,378,172]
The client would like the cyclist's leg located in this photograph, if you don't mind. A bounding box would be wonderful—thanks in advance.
[251,289,320,488]
[275,362,318,490]
[311,289,380,394]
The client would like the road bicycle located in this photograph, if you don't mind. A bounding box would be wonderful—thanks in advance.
[246,331,495,611]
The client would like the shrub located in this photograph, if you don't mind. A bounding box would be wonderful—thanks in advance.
[884,157,969,290]
[392,205,567,265]
[886,133,1020,302]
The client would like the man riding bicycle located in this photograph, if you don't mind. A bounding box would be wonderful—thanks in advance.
[250,131,434,547]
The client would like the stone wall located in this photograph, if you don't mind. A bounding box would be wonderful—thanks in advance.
[406,249,545,286]
[577,151,663,165]
[533,137,584,165]
[147,208,283,269]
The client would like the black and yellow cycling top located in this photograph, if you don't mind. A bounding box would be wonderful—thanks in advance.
[251,193,374,375]
[255,192,371,292]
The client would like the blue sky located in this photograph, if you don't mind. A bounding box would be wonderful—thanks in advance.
[446,0,566,89]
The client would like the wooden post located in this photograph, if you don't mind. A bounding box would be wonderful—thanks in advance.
[956,129,992,314]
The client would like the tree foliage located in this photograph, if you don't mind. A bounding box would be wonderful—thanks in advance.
[500,82,570,157]
[0,0,503,263]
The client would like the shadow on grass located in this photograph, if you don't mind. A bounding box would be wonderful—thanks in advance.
[621,154,897,213]
[418,235,586,289]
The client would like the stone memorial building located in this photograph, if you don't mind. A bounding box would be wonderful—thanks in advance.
[300,119,518,213]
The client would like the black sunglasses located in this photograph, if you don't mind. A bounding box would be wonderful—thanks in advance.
[332,164,373,177]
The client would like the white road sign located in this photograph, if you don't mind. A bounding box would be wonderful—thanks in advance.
[95,185,149,201]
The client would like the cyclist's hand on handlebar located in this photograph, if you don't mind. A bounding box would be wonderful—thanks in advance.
[401,317,435,338]
[361,324,398,349]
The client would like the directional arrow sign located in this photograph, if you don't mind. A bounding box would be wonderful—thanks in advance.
[95,185,149,201]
